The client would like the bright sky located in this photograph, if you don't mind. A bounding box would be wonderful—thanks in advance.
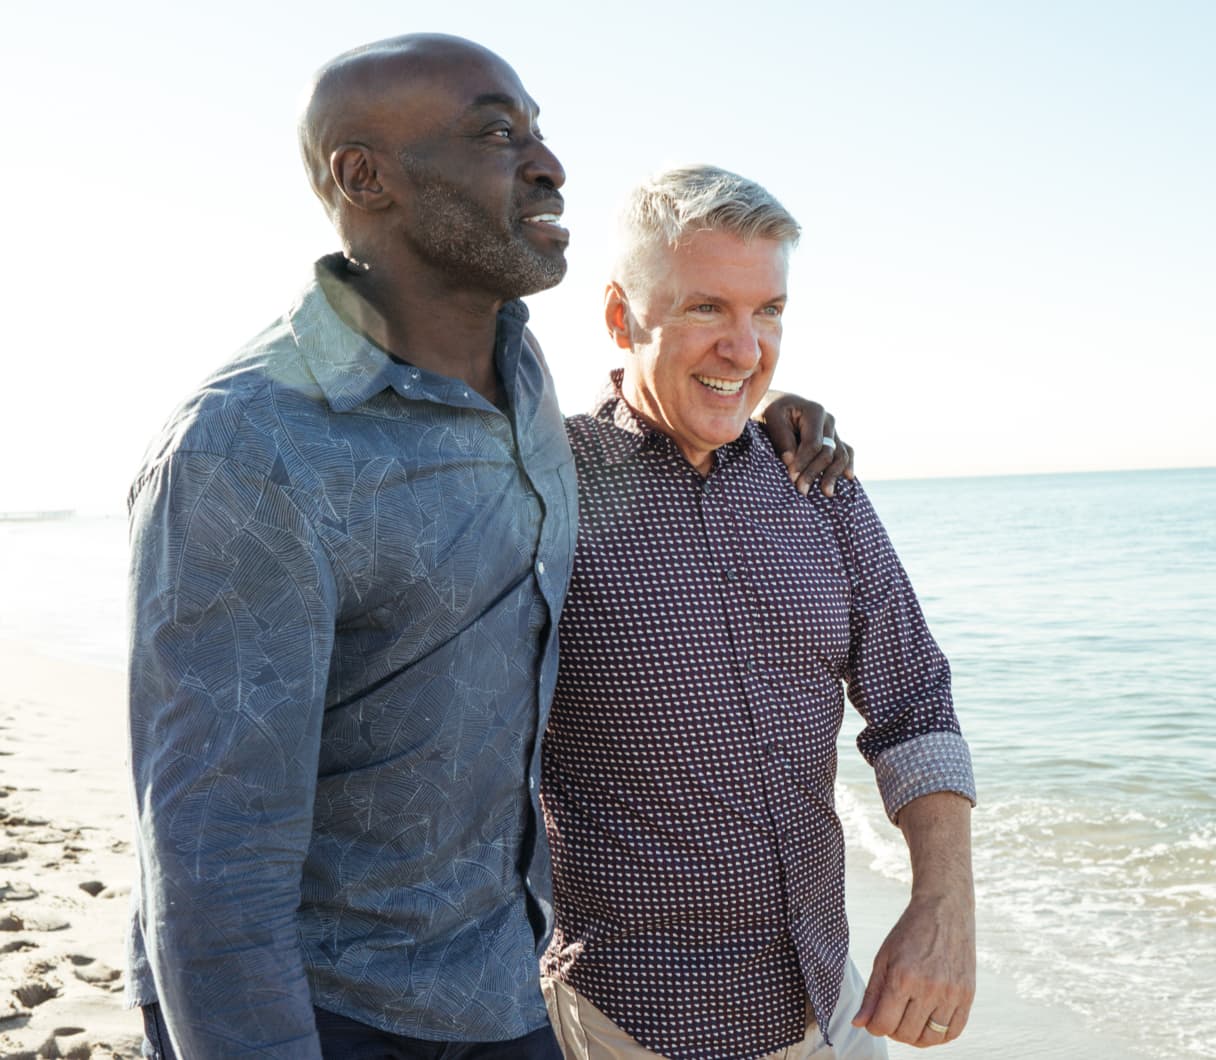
[3,1,1213,512]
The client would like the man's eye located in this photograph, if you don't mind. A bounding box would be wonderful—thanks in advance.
[692,304,718,314]
[760,305,783,317]
[487,127,511,139]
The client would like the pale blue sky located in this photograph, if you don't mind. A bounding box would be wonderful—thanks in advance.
[3,0,1213,510]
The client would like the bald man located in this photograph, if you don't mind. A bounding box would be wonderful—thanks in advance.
[125,34,846,1060]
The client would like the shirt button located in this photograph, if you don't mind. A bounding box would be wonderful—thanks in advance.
[724,567,738,582]
[537,560,546,575]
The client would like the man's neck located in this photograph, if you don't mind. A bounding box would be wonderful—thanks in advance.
[325,257,506,403]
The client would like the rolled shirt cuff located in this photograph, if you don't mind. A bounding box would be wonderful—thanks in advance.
[873,731,977,824]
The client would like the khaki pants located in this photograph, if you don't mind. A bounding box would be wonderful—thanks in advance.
[542,958,888,1060]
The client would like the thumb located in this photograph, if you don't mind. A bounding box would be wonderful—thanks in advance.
[852,959,886,1028]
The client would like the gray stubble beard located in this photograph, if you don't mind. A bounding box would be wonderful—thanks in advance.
[403,167,567,301]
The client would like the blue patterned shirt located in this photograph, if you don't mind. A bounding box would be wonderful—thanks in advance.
[126,256,577,1056]
[541,381,975,1060]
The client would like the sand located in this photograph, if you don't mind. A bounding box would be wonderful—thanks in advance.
[0,640,141,1059]
[1,635,1146,1059]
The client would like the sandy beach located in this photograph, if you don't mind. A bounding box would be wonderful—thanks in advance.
[0,636,1151,1059]
[0,641,141,1058]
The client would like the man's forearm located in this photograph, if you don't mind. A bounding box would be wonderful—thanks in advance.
[851,791,976,1044]
[897,790,974,904]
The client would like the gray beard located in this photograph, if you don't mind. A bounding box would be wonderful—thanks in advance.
[405,173,567,300]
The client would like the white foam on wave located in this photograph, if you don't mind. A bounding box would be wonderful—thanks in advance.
[837,771,1216,1059]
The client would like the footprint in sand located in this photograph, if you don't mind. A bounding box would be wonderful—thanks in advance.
[69,954,122,988]
[0,881,38,902]
[1,939,36,953]
[0,911,70,933]
[13,979,60,1008]
[2,813,51,828]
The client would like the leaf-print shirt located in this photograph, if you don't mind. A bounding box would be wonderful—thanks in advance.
[540,380,975,1060]
[126,256,577,1056]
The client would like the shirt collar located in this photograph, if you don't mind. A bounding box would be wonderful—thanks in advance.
[590,369,754,471]
[289,253,530,414]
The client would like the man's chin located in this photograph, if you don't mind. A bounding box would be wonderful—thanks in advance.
[510,253,568,298]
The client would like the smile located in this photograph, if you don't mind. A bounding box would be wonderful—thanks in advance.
[695,375,746,395]
[520,209,568,236]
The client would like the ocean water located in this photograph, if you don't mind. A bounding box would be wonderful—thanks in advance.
[2,467,1213,1057]
[837,467,1216,1059]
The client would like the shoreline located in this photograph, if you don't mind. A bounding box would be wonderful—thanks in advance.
[0,637,1152,1058]
[845,850,1144,1059]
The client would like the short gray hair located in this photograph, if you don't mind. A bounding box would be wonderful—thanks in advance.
[615,164,800,288]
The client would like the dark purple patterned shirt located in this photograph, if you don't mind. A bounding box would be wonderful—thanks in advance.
[541,381,975,1060]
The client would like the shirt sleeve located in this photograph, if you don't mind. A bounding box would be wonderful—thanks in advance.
[128,450,336,1058]
[832,480,977,822]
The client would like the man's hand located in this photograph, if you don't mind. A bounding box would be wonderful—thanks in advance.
[853,792,975,1047]
[753,392,855,497]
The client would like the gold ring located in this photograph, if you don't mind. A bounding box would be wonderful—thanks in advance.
[927,1018,950,1034]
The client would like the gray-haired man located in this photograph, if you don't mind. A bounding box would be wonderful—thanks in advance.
[540,166,977,1059]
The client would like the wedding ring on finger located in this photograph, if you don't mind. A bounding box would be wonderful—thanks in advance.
[926,1018,950,1035]
[821,436,837,450]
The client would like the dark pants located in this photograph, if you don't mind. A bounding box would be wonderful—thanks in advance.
[142,1004,564,1060]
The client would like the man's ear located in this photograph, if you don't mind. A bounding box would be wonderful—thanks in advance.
[330,144,393,211]
[604,283,636,350]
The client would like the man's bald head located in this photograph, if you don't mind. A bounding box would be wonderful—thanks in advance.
[293,33,567,303]
[298,34,517,213]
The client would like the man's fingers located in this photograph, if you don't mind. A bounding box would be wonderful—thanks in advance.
[941,993,973,1042]
[764,399,814,464]
[769,418,800,466]
[911,1003,969,1047]
[815,429,852,498]
[851,963,885,1029]
[864,986,915,1041]
[786,413,833,495]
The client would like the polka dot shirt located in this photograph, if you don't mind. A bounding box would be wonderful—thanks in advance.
[540,381,976,1060]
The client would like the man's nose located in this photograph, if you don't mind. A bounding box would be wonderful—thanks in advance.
[718,319,762,368]
[523,139,566,190]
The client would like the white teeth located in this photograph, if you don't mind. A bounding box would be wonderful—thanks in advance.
[526,213,561,224]
[696,375,745,394]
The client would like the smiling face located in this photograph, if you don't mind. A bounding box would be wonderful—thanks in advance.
[611,228,789,474]
[306,37,571,302]
[388,46,569,299]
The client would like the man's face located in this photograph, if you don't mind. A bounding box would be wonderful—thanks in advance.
[613,229,788,474]
[384,50,569,300]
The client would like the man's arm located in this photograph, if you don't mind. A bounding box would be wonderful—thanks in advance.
[851,792,976,1047]
[129,452,335,1059]
[752,391,855,497]
[829,478,977,1047]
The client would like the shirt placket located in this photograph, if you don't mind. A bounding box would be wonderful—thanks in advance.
[700,469,803,916]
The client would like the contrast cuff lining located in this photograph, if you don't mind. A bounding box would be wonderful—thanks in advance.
[874,731,977,824]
